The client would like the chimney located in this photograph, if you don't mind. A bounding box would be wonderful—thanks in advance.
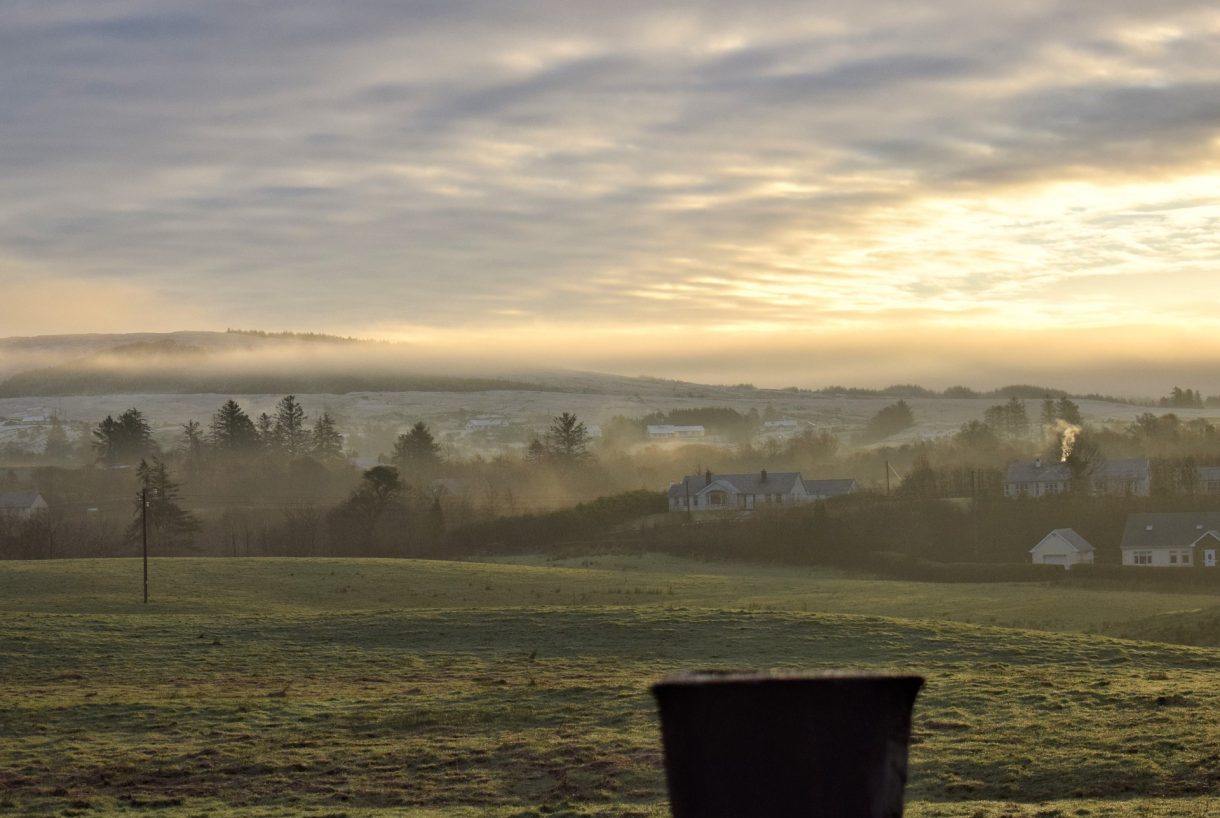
[705,469,713,486]
[1034,457,1042,469]
[760,469,768,483]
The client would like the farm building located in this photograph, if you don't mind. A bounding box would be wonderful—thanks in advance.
[0,491,49,520]
[1029,528,1094,569]
[667,470,855,513]
[1120,512,1220,568]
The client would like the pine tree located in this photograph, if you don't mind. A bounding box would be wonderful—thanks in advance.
[392,422,441,471]
[525,438,547,464]
[274,395,309,458]
[129,458,201,548]
[311,412,345,462]
[1003,397,1029,440]
[93,408,156,465]
[209,400,259,452]
[179,420,205,477]
[546,412,592,463]
[256,412,275,449]
[1054,397,1082,426]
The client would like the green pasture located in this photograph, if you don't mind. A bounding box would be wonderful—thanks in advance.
[1,557,1218,817]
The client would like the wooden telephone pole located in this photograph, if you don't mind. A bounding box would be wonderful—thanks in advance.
[141,488,149,604]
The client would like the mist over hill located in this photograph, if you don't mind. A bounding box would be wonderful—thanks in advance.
[0,331,550,396]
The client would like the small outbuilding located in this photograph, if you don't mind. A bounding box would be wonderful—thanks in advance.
[1030,528,1095,569]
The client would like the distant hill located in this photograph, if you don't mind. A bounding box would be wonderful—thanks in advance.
[0,333,552,396]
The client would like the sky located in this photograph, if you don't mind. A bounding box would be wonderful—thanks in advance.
[2,2,1220,392]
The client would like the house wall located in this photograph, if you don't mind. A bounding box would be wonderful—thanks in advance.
[1006,480,1069,498]
[1122,547,1197,567]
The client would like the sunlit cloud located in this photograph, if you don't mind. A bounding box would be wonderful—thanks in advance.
[2,2,1220,391]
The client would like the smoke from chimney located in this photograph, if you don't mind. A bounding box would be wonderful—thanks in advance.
[1056,419,1082,462]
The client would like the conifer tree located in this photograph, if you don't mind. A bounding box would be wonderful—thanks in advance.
[311,412,345,462]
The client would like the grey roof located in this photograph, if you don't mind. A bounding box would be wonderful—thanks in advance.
[1121,512,1220,550]
[1031,528,1094,553]
[0,491,43,510]
[1007,458,1150,484]
[668,471,801,499]
[1094,458,1150,481]
[1006,460,1071,483]
[1197,466,1220,481]
[805,479,857,497]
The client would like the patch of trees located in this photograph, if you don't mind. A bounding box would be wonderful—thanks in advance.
[444,490,667,555]
[858,400,915,443]
[1160,386,1205,409]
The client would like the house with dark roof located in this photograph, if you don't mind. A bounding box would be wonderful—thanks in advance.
[1089,458,1151,497]
[667,471,855,513]
[1120,512,1220,568]
[1004,458,1071,497]
[1030,528,1094,569]
[0,491,48,520]
[1005,458,1150,498]
[1195,466,1220,494]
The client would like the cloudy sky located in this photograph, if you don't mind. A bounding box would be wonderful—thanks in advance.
[3,2,1220,390]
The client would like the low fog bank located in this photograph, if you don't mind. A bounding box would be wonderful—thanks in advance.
[4,326,1220,400]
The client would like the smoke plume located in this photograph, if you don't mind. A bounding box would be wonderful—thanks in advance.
[1056,419,1082,462]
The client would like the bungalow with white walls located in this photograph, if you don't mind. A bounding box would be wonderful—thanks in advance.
[1030,528,1094,569]
[1089,458,1151,497]
[1120,512,1220,568]
[1005,458,1150,497]
[1004,458,1071,497]
[0,491,49,520]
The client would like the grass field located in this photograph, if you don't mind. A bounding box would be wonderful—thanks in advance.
[1,556,1218,817]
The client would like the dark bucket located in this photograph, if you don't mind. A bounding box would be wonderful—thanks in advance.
[652,671,924,818]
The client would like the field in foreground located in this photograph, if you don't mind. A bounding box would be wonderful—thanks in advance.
[1,557,1218,817]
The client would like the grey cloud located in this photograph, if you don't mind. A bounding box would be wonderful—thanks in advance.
[2,1,1220,333]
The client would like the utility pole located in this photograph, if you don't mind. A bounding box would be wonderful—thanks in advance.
[885,460,891,497]
[684,476,692,521]
[142,487,149,604]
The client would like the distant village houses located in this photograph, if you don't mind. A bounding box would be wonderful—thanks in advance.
[667,470,857,513]
[648,424,705,440]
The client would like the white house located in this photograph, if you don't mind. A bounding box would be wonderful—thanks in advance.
[648,425,705,440]
[1029,528,1095,569]
[1005,458,1071,497]
[1196,466,1220,494]
[0,491,49,520]
[1089,458,1151,497]
[1005,458,1151,497]
[667,470,855,513]
[1120,512,1220,568]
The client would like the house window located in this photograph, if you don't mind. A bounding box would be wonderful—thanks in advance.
[1180,551,1192,565]
[1133,551,1153,565]
[1170,553,1178,564]
[708,491,727,506]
